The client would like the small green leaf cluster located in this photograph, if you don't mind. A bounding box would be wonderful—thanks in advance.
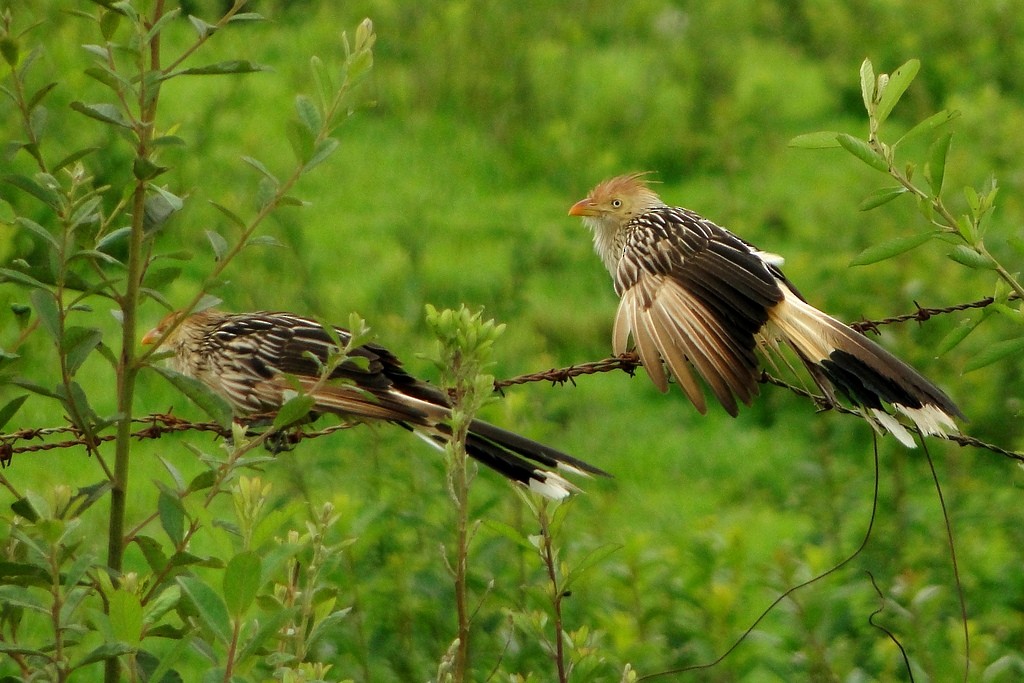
[488,493,621,682]
[2,472,351,682]
[425,303,506,415]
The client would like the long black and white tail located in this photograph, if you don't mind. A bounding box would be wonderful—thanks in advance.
[415,418,609,499]
[307,381,608,499]
[767,288,963,446]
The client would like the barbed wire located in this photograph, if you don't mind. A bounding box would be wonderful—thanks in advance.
[2,295,1022,465]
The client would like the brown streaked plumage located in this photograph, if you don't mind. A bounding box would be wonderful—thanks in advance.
[143,309,608,498]
[569,173,963,446]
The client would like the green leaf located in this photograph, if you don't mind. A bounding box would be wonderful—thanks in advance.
[272,392,316,430]
[73,642,136,668]
[133,156,169,181]
[205,230,228,261]
[158,455,187,491]
[303,137,339,172]
[58,380,99,426]
[133,535,168,572]
[926,132,952,195]
[67,480,112,519]
[223,551,262,617]
[15,217,59,250]
[62,326,103,374]
[149,184,184,212]
[875,59,920,124]
[286,120,314,167]
[896,109,960,148]
[53,146,100,173]
[28,106,47,141]
[143,7,181,43]
[169,550,218,569]
[836,134,889,172]
[255,177,277,211]
[172,60,268,77]
[0,395,28,431]
[70,101,132,129]
[135,642,189,683]
[306,607,352,649]
[100,9,121,40]
[234,606,297,664]
[2,173,60,209]
[209,201,246,229]
[228,12,266,23]
[858,186,907,211]
[859,58,875,113]
[245,235,284,249]
[60,550,95,593]
[0,36,19,67]
[150,136,185,149]
[158,490,184,545]
[277,194,308,207]
[0,565,50,591]
[954,215,977,243]
[29,288,60,342]
[142,267,182,290]
[150,366,233,429]
[948,245,996,270]
[310,55,335,109]
[0,644,50,660]
[0,198,14,224]
[295,94,321,134]
[11,497,40,523]
[109,590,144,646]
[482,519,535,552]
[188,15,217,38]
[849,231,938,266]
[9,377,60,400]
[186,469,217,493]
[177,576,230,644]
[84,65,125,91]
[241,156,278,185]
[787,130,842,149]
[95,227,131,256]
[0,267,48,291]
[963,337,1024,373]
[936,318,983,356]
[28,82,59,112]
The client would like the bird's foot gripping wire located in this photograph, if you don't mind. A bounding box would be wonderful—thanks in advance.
[262,428,303,454]
[220,414,306,454]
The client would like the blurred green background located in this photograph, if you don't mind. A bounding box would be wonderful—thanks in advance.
[3,0,1024,680]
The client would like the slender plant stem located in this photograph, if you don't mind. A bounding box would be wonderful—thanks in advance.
[451,420,471,682]
[538,503,568,683]
[105,3,165,682]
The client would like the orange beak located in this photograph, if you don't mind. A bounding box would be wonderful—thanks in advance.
[568,198,598,217]
[140,327,161,346]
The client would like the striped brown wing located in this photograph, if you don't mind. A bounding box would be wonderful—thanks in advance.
[205,312,434,422]
[613,207,784,415]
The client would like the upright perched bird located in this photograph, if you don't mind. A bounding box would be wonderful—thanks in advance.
[143,309,606,498]
[569,173,963,446]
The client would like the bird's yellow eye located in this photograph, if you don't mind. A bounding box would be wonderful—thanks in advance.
[611,199,622,208]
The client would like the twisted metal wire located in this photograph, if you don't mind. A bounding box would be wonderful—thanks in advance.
[2,295,1021,464]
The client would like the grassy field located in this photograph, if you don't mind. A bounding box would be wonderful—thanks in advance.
[2,2,1024,681]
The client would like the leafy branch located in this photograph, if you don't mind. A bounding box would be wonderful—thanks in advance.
[790,58,1024,368]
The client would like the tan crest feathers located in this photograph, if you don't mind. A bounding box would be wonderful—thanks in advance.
[589,172,660,201]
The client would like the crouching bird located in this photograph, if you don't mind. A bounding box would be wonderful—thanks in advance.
[569,173,963,447]
[142,309,607,498]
